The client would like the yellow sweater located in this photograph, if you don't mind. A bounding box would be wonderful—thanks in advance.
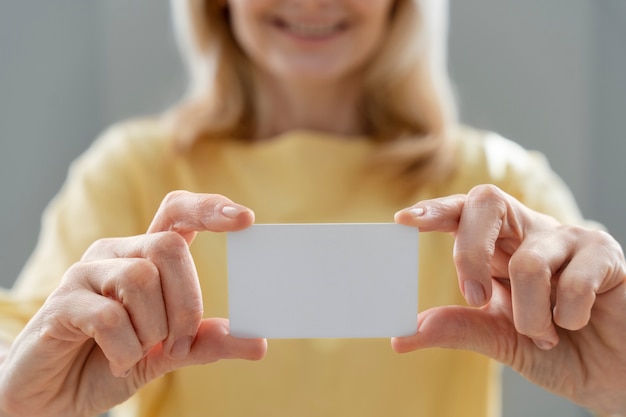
[1,120,585,417]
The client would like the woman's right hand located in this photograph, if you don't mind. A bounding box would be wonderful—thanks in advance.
[0,191,267,417]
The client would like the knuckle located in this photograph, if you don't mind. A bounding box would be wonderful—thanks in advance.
[81,237,120,260]
[120,259,161,293]
[509,248,551,281]
[464,185,508,220]
[161,190,190,207]
[90,301,129,334]
[467,184,505,206]
[154,190,195,228]
[59,261,91,289]
[565,226,619,252]
[35,310,62,342]
[593,230,623,254]
[146,231,189,258]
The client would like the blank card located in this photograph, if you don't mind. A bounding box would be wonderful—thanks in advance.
[227,223,418,338]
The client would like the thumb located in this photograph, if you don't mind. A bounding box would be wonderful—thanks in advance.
[391,305,514,364]
[137,318,267,384]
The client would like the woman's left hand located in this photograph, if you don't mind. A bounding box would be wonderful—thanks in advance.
[393,184,626,415]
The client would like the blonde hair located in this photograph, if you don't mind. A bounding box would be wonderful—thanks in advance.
[166,0,458,183]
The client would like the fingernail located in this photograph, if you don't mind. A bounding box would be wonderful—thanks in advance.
[221,205,244,219]
[534,339,556,350]
[170,336,193,360]
[463,280,486,306]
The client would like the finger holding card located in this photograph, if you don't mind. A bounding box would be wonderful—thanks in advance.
[147,190,255,243]
[393,184,626,414]
[0,191,266,417]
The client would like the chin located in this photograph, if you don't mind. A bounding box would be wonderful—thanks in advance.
[273,61,358,84]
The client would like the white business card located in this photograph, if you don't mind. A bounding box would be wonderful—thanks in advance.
[227,223,419,338]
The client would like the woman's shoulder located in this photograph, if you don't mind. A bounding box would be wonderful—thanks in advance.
[73,117,172,170]
[448,124,551,183]
[59,117,175,191]
[444,125,585,224]
[90,117,172,155]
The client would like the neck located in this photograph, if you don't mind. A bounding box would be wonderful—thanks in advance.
[252,71,367,140]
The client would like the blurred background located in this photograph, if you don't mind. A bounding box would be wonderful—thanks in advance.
[1,1,624,416]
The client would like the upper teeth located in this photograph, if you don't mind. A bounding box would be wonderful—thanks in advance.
[286,23,340,36]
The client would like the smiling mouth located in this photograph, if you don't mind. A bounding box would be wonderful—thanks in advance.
[272,17,349,38]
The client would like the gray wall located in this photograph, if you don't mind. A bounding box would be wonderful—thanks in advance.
[0,2,101,282]
[2,2,624,416]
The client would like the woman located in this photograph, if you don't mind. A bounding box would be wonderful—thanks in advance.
[0,1,624,416]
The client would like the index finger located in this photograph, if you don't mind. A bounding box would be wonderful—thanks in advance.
[83,191,255,360]
[147,190,255,244]
[452,185,514,306]
[146,191,255,357]
[395,186,516,307]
